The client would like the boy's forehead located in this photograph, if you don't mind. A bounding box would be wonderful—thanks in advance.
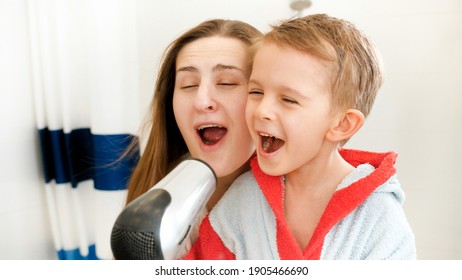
[254,41,332,71]
[250,41,333,94]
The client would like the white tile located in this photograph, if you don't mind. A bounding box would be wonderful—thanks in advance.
[403,188,458,259]
[366,14,461,133]
[0,207,56,259]
[454,173,462,259]
[347,131,459,192]
[306,0,460,19]
[416,247,458,260]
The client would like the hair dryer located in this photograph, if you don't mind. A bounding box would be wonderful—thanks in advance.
[110,158,216,260]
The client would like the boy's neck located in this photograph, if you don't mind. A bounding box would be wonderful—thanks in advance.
[284,149,354,196]
[283,148,354,250]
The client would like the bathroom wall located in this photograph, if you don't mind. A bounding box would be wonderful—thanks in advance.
[1,0,460,259]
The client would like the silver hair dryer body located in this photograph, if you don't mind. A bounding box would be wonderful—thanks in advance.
[111,158,216,259]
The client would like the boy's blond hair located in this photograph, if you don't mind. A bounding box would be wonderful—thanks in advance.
[253,14,383,118]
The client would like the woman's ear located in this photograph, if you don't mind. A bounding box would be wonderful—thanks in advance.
[326,109,364,143]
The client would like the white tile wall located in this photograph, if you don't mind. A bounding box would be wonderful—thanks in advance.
[342,0,462,259]
[0,0,56,259]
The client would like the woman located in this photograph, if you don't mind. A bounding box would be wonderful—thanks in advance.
[126,19,262,212]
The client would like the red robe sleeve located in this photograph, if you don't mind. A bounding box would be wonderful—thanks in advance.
[183,215,235,260]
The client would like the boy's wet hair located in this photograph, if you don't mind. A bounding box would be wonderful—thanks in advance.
[253,14,384,118]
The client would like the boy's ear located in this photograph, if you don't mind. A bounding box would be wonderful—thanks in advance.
[326,109,364,143]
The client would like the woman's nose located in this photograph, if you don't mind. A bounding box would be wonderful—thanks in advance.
[194,83,217,112]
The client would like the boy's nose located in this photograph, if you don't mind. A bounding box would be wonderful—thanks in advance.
[254,97,274,121]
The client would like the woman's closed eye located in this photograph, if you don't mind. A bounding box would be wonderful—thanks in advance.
[181,84,198,90]
[217,82,239,89]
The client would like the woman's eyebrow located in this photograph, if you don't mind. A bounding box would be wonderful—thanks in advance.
[176,64,244,74]
[176,66,198,73]
[213,64,244,73]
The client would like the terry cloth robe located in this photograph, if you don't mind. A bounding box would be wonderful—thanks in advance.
[184,149,417,260]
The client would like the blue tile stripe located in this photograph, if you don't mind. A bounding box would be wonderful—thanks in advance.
[38,128,139,190]
[57,244,99,260]
[92,134,139,190]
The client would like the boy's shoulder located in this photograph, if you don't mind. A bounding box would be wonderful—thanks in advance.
[223,170,259,201]
[211,169,269,218]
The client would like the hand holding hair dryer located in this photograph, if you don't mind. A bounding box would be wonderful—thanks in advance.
[110,158,216,259]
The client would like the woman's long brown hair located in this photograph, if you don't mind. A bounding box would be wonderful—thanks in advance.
[125,19,262,205]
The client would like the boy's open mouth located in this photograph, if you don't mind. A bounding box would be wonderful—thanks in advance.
[198,125,227,146]
[260,133,285,153]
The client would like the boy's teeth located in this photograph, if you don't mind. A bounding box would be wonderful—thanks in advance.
[259,132,273,137]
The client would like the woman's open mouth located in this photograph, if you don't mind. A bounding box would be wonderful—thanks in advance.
[197,124,227,146]
[259,132,285,153]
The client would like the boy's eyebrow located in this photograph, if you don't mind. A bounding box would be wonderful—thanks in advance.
[248,80,309,99]
[248,79,260,86]
[279,86,310,100]
[281,85,303,95]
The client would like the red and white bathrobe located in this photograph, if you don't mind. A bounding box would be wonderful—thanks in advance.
[184,149,416,260]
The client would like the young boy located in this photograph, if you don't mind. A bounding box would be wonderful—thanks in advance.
[184,14,416,260]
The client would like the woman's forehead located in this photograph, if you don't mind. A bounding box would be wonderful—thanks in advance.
[176,37,248,70]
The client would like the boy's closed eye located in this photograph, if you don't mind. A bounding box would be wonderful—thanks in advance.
[248,89,263,95]
[281,97,298,104]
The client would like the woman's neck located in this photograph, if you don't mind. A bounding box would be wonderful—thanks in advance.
[206,160,250,211]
